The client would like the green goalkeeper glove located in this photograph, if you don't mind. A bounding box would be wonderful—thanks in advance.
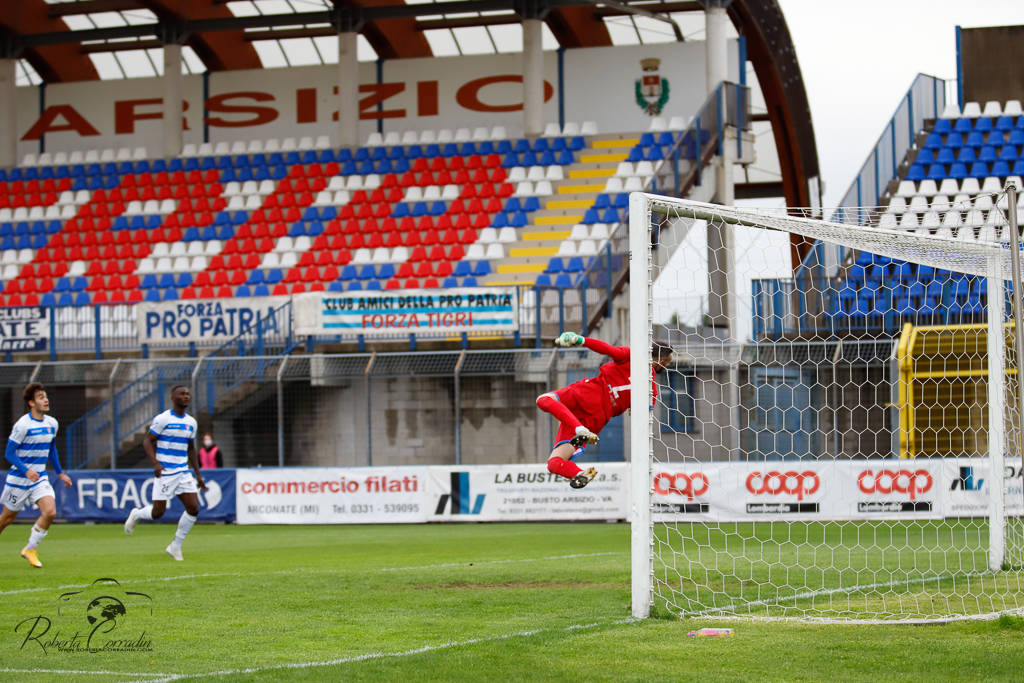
[554,332,585,347]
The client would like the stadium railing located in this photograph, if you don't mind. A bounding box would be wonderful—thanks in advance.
[752,73,948,340]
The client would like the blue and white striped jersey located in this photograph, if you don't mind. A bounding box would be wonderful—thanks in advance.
[5,414,58,490]
[149,410,197,475]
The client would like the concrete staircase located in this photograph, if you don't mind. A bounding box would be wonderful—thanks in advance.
[482,133,640,287]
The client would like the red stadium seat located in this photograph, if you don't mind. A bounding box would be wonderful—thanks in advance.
[194,271,211,287]
[303,266,319,281]
[435,261,453,278]
[386,232,403,248]
[5,293,22,306]
[458,229,477,245]
[230,270,247,286]
[272,283,288,296]
[435,170,452,185]
[397,262,414,278]
[309,281,325,292]
[216,286,233,298]
[385,278,401,290]
[222,241,238,255]
[207,255,225,270]
[473,213,490,228]
[415,261,433,278]
[409,246,427,262]
[321,265,340,281]
[435,215,453,230]
[316,251,333,267]
[428,245,446,261]
[107,274,123,290]
[441,229,460,245]
[329,234,347,250]
[257,238,275,253]
[180,286,196,299]
[363,217,379,233]
[284,268,301,283]
[422,278,439,288]
[290,282,306,294]
[124,274,140,289]
[212,271,228,287]
[422,229,440,246]
[366,233,383,249]
[348,233,365,249]
[199,286,216,299]
[448,244,465,261]
[402,277,420,289]
[92,290,108,304]
[417,217,435,232]
[448,156,464,171]
[108,290,126,303]
[244,253,261,269]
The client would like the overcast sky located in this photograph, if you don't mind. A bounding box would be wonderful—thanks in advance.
[778,0,1024,208]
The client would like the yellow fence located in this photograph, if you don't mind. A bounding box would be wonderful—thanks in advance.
[896,321,1018,459]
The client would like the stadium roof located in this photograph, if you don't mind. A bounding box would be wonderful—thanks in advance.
[0,0,819,205]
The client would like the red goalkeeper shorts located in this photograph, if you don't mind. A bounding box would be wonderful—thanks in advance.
[552,381,612,454]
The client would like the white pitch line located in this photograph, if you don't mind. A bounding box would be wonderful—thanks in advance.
[687,572,991,619]
[126,617,637,683]
[0,668,168,677]
[0,551,623,597]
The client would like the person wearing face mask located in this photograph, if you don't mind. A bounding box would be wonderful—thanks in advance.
[198,434,223,469]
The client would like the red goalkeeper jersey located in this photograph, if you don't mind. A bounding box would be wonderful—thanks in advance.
[559,338,657,420]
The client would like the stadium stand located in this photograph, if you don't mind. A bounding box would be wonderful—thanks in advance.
[0,121,690,310]
[827,99,1024,332]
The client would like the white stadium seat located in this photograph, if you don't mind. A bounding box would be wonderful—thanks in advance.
[1004,100,1023,117]
[961,101,982,118]
[542,122,561,137]
[982,101,1003,117]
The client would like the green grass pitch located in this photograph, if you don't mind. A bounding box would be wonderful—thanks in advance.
[0,522,1022,682]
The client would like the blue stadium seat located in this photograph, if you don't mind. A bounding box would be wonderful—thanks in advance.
[265,269,283,284]
[40,292,55,307]
[582,209,600,224]
[514,138,530,153]
[145,289,161,302]
[347,281,363,291]
[442,277,459,288]
[593,194,611,209]
[491,213,508,228]
[508,211,528,227]
[340,265,358,280]
[955,147,975,163]
[327,282,344,292]
[996,116,1016,132]
[992,160,1011,177]
[627,147,644,162]
[177,273,192,288]
[968,162,989,178]
[247,270,264,285]
[568,137,585,151]
[978,146,998,163]
[945,132,964,148]
[965,131,985,147]
[454,261,472,277]
[501,153,519,168]
[53,277,71,292]
[544,258,563,274]
[158,273,176,288]
[986,131,1005,145]
[462,276,478,287]
[601,208,620,223]
[554,274,573,288]
[564,257,584,273]
[461,142,478,155]
[905,165,924,181]
[539,151,556,165]
[923,133,944,149]
[56,292,73,307]
[953,118,973,134]
[550,138,567,152]
[534,274,552,287]
[72,277,87,292]
[975,117,993,133]
[253,284,270,296]
[163,288,179,301]
[947,163,968,180]
[522,197,540,212]
[1000,145,1020,161]
[520,151,538,166]
[378,263,395,279]
[358,265,377,281]
[496,140,513,154]
[477,141,495,155]
[916,149,934,165]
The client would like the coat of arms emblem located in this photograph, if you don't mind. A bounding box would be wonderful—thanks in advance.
[635,57,670,116]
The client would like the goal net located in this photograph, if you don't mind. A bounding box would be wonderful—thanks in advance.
[628,192,1024,622]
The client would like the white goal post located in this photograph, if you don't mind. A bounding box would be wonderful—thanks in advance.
[629,190,1024,622]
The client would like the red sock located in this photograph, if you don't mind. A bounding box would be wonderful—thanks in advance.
[548,455,582,479]
[536,394,583,432]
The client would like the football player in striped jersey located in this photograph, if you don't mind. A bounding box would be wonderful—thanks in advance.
[123,385,205,561]
[0,382,73,568]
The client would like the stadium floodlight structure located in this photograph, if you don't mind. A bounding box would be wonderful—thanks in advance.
[629,190,1024,623]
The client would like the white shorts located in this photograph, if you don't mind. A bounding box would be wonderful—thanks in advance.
[152,471,198,501]
[2,480,55,513]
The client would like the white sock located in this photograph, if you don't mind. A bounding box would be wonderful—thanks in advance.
[25,524,47,551]
[171,512,197,548]
[136,505,153,521]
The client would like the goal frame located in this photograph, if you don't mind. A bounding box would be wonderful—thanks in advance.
[627,190,1024,621]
